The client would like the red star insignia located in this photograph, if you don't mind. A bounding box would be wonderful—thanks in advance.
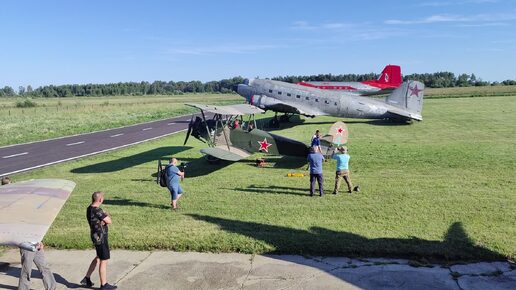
[337,127,345,135]
[258,138,272,152]
[409,84,422,97]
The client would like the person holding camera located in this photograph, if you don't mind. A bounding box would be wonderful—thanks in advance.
[166,157,185,210]
[80,191,117,290]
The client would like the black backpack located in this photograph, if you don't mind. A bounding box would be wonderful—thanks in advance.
[157,160,168,187]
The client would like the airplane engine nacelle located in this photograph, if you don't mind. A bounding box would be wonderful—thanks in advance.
[250,94,280,109]
[250,94,298,114]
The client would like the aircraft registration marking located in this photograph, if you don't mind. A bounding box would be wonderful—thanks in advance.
[2,152,28,159]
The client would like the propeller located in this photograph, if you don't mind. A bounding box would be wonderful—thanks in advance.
[183,115,194,145]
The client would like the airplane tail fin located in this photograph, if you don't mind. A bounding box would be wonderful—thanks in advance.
[377,65,402,86]
[385,80,424,120]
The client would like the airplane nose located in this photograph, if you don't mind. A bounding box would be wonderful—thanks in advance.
[236,84,252,102]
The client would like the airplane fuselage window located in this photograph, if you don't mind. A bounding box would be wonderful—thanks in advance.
[278,91,282,95]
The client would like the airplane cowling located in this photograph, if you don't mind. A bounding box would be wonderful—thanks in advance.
[250,94,280,108]
[250,95,299,114]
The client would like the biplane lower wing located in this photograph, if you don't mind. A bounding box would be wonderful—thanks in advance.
[200,146,251,161]
[0,179,75,250]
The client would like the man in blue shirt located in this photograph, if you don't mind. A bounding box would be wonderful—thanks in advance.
[332,146,353,194]
[307,147,325,196]
[165,157,185,210]
[310,130,322,153]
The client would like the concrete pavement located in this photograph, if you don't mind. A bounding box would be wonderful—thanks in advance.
[0,249,514,289]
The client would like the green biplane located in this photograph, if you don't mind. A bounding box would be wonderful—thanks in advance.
[183,103,309,162]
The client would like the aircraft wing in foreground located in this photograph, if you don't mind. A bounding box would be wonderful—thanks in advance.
[0,179,75,251]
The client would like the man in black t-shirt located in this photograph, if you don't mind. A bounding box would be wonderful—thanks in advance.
[80,191,117,290]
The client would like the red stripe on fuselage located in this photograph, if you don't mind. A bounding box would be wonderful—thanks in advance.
[297,82,357,90]
[360,80,399,89]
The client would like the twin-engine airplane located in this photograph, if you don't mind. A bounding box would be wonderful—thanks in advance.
[0,179,75,251]
[182,103,309,162]
[297,65,402,94]
[236,77,424,125]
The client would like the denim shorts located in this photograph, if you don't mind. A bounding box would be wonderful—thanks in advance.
[168,183,184,201]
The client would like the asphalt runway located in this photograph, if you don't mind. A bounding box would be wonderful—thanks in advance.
[0,114,199,176]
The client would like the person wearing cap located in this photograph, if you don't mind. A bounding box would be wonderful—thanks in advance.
[332,146,353,194]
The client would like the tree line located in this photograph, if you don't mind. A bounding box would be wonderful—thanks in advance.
[1,73,515,98]
[273,72,516,88]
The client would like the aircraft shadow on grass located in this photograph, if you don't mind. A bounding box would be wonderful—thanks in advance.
[343,119,412,126]
[188,214,504,263]
[103,197,170,210]
[169,156,233,178]
[231,185,308,197]
[71,146,191,174]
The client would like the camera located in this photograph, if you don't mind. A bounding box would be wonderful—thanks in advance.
[179,162,188,172]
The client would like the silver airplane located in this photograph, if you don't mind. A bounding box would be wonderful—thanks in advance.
[236,78,424,124]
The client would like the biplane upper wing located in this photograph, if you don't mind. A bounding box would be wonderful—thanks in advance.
[200,146,251,161]
[0,179,75,250]
[185,103,265,115]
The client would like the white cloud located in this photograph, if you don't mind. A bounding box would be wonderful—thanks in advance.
[418,0,499,7]
[291,21,356,31]
[385,12,516,25]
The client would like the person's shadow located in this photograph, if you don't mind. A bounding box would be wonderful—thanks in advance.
[0,267,81,289]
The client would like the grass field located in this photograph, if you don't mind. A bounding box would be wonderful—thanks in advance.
[0,94,240,146]
[425,85,516,98]
[7,94,515,263]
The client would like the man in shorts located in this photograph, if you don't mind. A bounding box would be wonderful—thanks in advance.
[166,157,185,210]
[80,191,117,290]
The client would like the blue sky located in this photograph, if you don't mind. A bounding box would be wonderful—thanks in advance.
[1,0,515,89]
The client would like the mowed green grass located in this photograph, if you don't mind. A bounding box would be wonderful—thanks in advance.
[425,85,516,98]
[0,94,240,146]
[8,95,516,262]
